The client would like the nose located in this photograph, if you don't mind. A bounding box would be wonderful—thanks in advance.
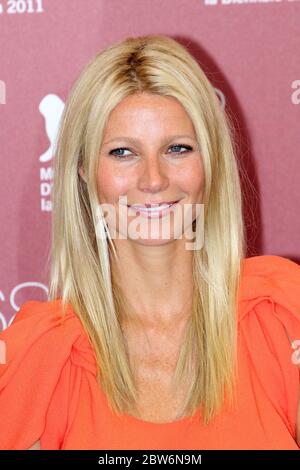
[137,156,169,193]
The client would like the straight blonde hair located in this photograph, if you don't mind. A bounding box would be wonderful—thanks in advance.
[48,34,248,425]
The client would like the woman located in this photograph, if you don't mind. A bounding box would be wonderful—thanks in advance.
[0,34,300,450]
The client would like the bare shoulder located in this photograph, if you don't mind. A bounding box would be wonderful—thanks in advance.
[28,440,41,450]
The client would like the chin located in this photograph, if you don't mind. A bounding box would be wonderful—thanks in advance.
[129,237,178,247]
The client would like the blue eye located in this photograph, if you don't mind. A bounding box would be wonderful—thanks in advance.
[108,144,193,160]
[109,147,131,158]
[168,144,193,154]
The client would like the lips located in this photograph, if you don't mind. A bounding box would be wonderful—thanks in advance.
[126,200,180,219]
[127,200,179,209]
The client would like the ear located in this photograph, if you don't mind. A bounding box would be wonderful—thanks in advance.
[78,165,87,183]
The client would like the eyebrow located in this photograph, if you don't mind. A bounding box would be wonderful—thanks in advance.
[103,135,197,145]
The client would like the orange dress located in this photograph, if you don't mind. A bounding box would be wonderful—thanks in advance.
[0,255,300,450]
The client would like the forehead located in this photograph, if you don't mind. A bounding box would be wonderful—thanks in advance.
[110,92,185,111]
[103,93,195,138]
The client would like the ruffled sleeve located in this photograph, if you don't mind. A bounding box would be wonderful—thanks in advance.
[0,299,97,450]
[238,255,300,444]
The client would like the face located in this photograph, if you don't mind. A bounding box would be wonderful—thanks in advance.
[95,92,204,247]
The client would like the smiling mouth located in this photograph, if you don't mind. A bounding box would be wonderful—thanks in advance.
[127,200,180,211]
[125,201,180,219]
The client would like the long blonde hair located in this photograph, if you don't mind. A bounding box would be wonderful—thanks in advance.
[48,34,247,425]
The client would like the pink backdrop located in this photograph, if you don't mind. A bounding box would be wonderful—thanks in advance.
[0,0,299,329]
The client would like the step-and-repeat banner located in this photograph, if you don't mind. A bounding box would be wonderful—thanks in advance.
[0,0,299,329]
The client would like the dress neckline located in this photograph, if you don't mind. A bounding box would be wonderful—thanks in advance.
[115,405,201,427]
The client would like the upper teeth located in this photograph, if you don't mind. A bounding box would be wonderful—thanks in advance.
[134,203,173,211]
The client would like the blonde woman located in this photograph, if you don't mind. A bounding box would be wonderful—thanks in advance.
[0,35,300,450]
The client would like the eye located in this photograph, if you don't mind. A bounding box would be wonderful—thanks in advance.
[167,144,193,155]
[108,144,193,160]
[109,147,134,159]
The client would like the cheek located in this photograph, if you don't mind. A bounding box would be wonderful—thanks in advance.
[179,159,205,196]
[97,161,130,203]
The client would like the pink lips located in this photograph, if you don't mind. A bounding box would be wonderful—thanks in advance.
[127,200,180,219]
[127,200,179,209]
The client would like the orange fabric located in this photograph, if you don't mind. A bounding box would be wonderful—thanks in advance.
[0,255,300,450]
